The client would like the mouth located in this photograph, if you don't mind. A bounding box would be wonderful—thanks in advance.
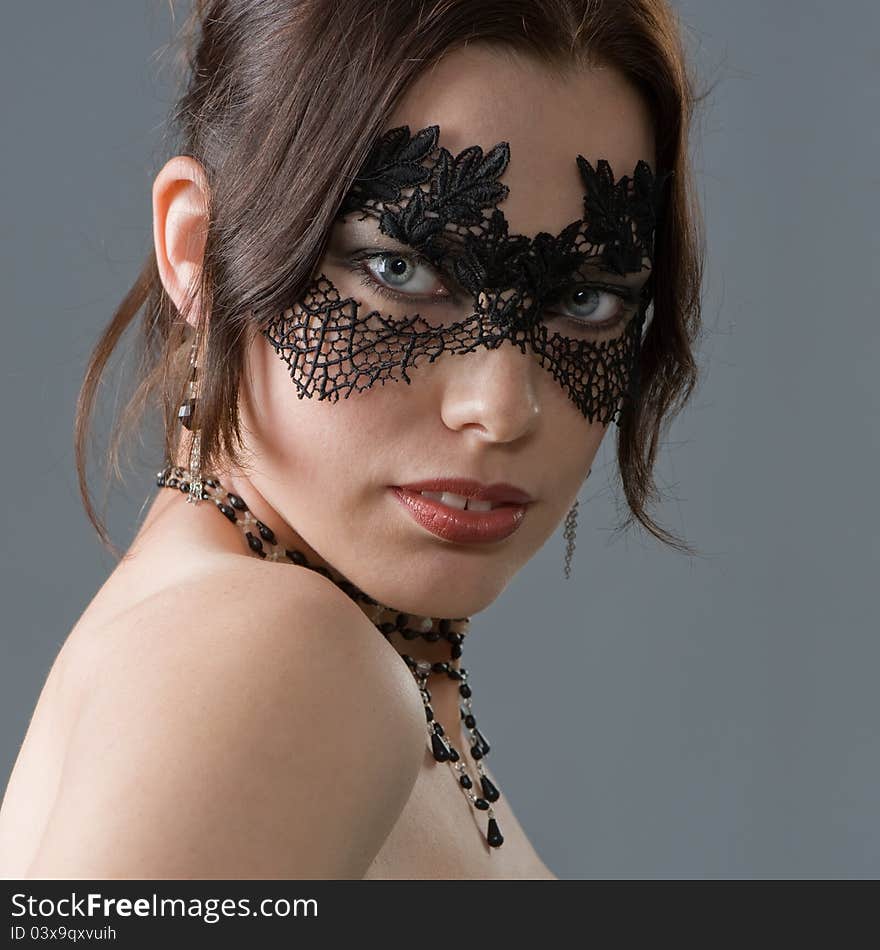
[389,486,530,544]
[392,477,534,506]
[407,490,507,512]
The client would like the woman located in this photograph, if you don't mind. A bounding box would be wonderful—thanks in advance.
[0,0,702,879]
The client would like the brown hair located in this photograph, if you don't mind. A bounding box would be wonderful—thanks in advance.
[75,0,707,558]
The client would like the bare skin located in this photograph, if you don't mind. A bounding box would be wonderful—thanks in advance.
[0,45,655,879]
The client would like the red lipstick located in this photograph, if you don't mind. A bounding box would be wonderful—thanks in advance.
[389,478,532,543]
[394,478,533,504]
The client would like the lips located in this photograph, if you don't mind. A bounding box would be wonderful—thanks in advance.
[390,486,530,543]
[393,477,533,505]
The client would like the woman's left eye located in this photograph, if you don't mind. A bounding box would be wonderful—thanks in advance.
[548,286,630,326]
[362,253,448,298]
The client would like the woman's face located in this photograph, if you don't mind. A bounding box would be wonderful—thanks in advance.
[238,46,656,618]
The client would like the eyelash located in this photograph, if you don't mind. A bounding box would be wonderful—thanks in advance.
[350,256,446,303]
[345,250,638,332]
[547,284,637,334]
[344,250,449,305]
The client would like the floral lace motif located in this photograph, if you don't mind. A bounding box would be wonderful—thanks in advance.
[265,124,672,424]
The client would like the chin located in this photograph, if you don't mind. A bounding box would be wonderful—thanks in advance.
[360,570,510,620]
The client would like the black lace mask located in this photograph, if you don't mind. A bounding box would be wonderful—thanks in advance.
[264,124,672,425]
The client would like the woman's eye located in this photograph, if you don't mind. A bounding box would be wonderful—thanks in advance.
[364,253,446,297]
[549,286,627,325]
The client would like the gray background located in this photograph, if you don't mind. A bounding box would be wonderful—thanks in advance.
[1,1,877,878]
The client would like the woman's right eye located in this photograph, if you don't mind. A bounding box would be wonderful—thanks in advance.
[362,252,449,299]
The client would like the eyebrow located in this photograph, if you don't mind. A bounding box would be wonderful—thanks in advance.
[336,213,653,285]
[333,216,474,280]
[575,259,653,285]
[336,214,425,253]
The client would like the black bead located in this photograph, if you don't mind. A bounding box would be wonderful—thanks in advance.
[245,531,264,555]
[448,668,462,680]
[227,493,248,511]
[286,549,307,565]
[464,714,476,728]
[379,622,396,635]
[424,705,434,722]
[448,748,459,762]
[459,774,473,789]
[471,744,483,759]
[447,632,463,646]
[167,477,179,488]
[155,475,166,487]
[438,619,451,634]
[480,775,500,802]
[218,503,237,522]
[431,661,448,674]
[256,520,276,544]
[430,731,450,762]
[205,478,219,488]
[178,398,196,430]
[402,628,419,640]
[487,817,504,848]
[434,723,444,736]
[179,481,190,493]
[459,683,472,698]
[425,630,441,642]
[395,613,409,630]
[474,727,490,755]
[451,644,463,659]
[474,798,489,811]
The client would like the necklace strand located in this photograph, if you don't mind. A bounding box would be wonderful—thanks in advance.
[156,463,504,849]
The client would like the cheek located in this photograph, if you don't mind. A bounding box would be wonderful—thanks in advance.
[239,337,301,470]
[241,334,419,485]
[541,417,605,530]
[560,419,605,481]
[534,364,608,465]
[241,345,340,482]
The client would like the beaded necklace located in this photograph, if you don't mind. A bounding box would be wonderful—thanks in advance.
[156,463,504,849]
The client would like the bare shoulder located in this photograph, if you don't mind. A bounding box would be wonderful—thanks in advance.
[28,557,427,879]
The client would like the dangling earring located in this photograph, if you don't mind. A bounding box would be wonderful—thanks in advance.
[177,339,203,505]
[563,467,591,580]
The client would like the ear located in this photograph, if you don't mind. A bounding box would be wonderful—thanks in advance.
[152,155,211,327]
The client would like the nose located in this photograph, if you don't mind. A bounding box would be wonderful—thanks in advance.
[438,334,542,443]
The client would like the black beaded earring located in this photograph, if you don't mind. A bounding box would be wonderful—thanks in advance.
[563,467,591,580]
[176,340,203,506]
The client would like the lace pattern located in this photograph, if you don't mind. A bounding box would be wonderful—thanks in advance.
[264,124,672,424]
